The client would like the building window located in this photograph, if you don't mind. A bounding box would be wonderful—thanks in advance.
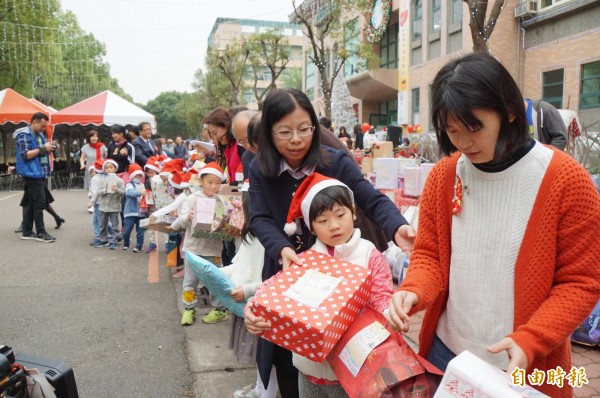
[380,22,398,69]
[241,25,255,33]
[291,46,303,61]
[344,18,361,77]
[284,28,293,36]
[412,88,420,125]
[543,69,564,109]
[431,0,441,32]
[580,61,600,110]
[305,55,315,101]
[370,99,398,127]
[412,0,422,40]
[451,0,463,25]
[540,0,565,8]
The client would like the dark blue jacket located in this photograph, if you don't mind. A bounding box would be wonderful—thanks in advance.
[173,143,187,159]
[248,145,407,387]
[132,136,156,167]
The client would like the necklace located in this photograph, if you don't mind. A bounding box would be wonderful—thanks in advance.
[452,175,463,216]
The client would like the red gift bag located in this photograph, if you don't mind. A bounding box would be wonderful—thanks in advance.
[328,306,443,398]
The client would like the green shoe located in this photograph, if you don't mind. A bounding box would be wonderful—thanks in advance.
[202,308,229,324]
[181,309,196,326]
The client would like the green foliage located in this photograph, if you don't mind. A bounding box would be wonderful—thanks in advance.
[144,91,190,138]
[0,1,131,109]
[247,28,291,108]
[281,67,303,90]
[205,41,250,106]
[292,0,375,118]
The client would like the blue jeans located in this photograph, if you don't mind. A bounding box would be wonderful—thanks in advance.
[427,334,457,372]
[93,204,114,239]
[123,216,145,249]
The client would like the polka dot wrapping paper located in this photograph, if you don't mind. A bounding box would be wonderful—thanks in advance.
[251,249,371,363]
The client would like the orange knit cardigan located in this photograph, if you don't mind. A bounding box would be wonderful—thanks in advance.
[401,149,600,398]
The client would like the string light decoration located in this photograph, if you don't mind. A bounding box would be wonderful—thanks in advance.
[364,0,392,43]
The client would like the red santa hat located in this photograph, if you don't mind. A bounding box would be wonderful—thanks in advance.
[283,173,353,236]
[168,170,185,189]
[128,163,144,179]
[93,158,105,173]
[180,168,198,188]
[240,179,250,192]
[235,163,244,183]
[103,158,119,172]
[144,156,162,173]
[199,162,224,181]
[160,158,185,176]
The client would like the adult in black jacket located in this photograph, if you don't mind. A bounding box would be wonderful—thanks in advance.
[245,89,415,397]
[106,124,135,174]
[131,121,157,167]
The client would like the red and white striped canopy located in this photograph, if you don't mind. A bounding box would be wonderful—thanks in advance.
[0,88,49,124]
[52,90,156,128]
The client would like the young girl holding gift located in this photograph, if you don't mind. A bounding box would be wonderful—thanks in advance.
[386,52,600,398]
[171,162,229,326]
[280,173,393,397]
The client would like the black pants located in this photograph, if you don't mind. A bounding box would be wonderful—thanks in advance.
[272,345,299,398]
[22,178,47,235]
[221,239,236,266]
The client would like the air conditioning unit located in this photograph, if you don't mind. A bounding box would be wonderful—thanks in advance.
[515,0,538,18]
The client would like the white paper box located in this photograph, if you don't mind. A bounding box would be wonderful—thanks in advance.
[404,167,421,197]
[434,351,549,398]
[374,158,399,189]
[398,157,421,173]
[419,163,435,193]
[193,197,217,231]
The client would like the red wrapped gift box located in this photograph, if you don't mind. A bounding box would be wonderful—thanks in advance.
[251,249,371,363]
[328,306,443,398]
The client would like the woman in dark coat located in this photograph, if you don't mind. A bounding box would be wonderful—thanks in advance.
[245,89,415,397]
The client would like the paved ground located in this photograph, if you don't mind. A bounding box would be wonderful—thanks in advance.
[0,189,255,398]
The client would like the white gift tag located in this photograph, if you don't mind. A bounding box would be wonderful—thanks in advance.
[283,269,342,309]
[338,321,390,377]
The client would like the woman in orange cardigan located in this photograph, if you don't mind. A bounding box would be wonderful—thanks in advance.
[386,52,600,398]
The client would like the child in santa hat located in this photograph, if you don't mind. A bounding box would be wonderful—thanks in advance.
[147,158,185,252]
[122,163,147,252]
[96,159,125,250]
[88,159,106,245]
[170,162,229,326]
[150,168,200,276]
[282,173,394,395]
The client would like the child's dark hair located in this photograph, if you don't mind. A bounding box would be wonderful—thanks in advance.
[308,186,354,228]
[240,192,254,244]
[431,52,529,162]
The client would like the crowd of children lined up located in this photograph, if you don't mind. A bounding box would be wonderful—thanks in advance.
[84,147,283,398]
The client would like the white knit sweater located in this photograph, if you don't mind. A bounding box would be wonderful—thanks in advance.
[436,142,553,369]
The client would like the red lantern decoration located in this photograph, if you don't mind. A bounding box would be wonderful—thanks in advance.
[361,123,370,133]
[407,124,414,133]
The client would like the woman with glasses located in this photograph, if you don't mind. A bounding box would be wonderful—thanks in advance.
[244,88,415,398]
